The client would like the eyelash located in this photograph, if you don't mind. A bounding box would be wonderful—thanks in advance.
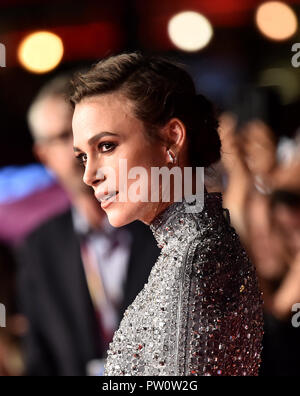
[76,142,116,166]
[99,142,116,153]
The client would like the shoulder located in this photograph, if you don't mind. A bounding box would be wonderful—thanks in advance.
[185,225,261,313]
[187,217,253,280]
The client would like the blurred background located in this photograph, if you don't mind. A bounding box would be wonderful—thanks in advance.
[1,0,300,376]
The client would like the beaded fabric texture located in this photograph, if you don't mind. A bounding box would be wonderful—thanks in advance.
[104,192,263,376]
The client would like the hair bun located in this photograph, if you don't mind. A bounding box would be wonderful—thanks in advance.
[188,93,221,167]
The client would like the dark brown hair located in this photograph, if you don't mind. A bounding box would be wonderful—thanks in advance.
[69,52,221,167]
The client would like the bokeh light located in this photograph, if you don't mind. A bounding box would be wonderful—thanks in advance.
[255,1,298,41]
[168,11,213,52]
[17,31,64,74]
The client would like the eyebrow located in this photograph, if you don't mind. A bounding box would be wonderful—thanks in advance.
[73,131,120,152]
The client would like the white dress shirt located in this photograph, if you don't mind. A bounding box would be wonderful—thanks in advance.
[71,207,132,335]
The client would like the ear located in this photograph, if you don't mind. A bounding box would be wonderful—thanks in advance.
[162,117,186,160]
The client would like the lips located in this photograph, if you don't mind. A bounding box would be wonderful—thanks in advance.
[96,191,119,208]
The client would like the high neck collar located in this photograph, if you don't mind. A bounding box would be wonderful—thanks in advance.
[149,191,224,248]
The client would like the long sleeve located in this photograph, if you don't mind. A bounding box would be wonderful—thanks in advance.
[178,223,263,376]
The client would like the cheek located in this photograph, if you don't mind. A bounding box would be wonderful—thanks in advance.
[101,140,165,216]
[46,146,65,164]
[124,148,162,191]
[128,144,164,171]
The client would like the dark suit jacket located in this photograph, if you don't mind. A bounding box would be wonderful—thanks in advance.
[14,209,160,376]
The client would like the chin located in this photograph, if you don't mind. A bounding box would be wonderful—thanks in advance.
[105,201,150,227]
[104,205,135,228]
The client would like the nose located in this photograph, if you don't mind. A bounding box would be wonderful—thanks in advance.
[83,157,105,188]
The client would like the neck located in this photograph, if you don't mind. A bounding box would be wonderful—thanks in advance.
[149,190,223,248]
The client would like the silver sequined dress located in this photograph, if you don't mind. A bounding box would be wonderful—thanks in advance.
[104,192,263,376]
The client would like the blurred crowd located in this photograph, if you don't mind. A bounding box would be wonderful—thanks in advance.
[0,73,300,376]
[218,107,300,376]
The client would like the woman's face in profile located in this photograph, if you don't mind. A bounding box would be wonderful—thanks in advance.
[72,92,168,227]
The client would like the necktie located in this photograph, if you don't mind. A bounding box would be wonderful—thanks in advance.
[79,235,116,352]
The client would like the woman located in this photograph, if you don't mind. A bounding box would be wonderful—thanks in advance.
[70,52,263,376]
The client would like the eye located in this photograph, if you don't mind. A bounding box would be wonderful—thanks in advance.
[98,142,116,153]
[75,153,87,167]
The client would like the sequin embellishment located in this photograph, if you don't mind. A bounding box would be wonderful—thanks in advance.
[104,192,263,376]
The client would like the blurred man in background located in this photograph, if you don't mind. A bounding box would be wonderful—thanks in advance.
[15,74,160,376]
